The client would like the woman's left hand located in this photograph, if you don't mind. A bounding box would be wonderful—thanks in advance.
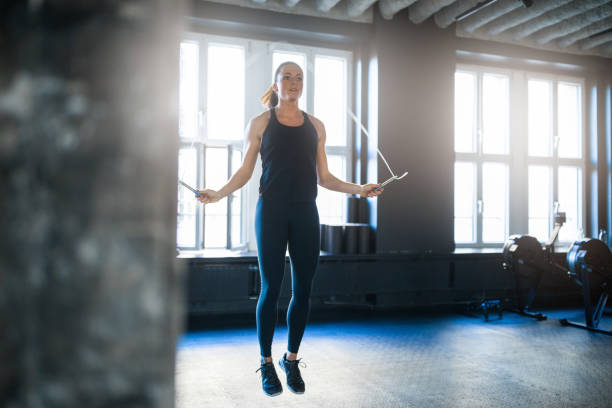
[359,184,383,198]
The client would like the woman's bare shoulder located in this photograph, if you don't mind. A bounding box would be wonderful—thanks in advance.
[306,113,324,132]
[250,110,271,129]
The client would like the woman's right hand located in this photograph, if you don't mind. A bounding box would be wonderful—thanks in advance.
[196,189,222,204]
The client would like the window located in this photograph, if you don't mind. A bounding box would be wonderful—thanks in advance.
[314,55,349,225]
[454,68,510,246]
[177,41,199,249]
[177,34,352,249]
[177,37,246,250]
[454,65,585,248]
[527,77,584,243]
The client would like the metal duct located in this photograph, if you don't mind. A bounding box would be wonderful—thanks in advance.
[510,0,609,40]
[316,0,342,12]
[284,0,302,7]
[532,3,612,45]
[347,0,378,17]
[458,0,524,33]
[434,0,483,28]
[558,15,612,47]
[581,30,612,49]
[409,0,456,24]
[378,0,420,20]
[483,0,573,35]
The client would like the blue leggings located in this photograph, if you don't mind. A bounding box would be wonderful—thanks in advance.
[255,198,320,358]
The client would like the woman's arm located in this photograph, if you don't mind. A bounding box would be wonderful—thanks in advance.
[196,114,266,204]
[312,116,382,198]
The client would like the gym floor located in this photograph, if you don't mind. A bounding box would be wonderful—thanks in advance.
[175,307,612,408]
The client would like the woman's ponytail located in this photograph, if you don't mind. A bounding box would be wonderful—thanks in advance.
[260,83,278,108]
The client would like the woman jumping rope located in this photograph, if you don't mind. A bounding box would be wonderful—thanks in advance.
[196,61,383,397]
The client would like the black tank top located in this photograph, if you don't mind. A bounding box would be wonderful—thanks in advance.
[259,108,318,202]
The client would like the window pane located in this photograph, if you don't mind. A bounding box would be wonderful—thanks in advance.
[208,44,244,141]
[317,155,346,225]
[454,72,476,153]
[482,74,509,155]
[314,56,347,147]
[528,165,552,242]
[231,150,242,248]
[482,162,508,243]
[528,79,552,157]
[558,82,582,159]
[177,147,198,248]
[558,166,582,242]
[454,162,475,243]
[179,42,199,140]
[272,51,306,111]
[204,147,228,248]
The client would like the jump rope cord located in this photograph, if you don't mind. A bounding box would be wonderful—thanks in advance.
[347,110,396,178]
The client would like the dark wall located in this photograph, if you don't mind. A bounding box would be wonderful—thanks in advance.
[372,11,455,254]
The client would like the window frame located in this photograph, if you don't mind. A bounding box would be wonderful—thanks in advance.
[454,64,512,248]
[453,63,586,249]
[525,72,586,244]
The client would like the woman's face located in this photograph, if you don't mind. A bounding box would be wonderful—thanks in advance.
[274,64,303,102]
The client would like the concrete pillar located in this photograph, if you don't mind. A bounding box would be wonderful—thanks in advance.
[0,1,185,407]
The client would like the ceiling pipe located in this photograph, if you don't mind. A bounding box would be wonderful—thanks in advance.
[347,0,378,17]
[483,0,573,35]
[532,3,612,45]
[315,0,342,12]
[408,0,456,24]
[509,0,609,40]
[558,15,612,47]
[457,0,523,33]
[434,0,483,28]
[580,30,612,50]
[378,0,419,20]
[597,40,612,55]
[284,0,302,7]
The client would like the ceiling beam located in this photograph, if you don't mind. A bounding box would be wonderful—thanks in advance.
[482,0,573,35]
[580,30,612,50]
[434,0,483,29]
[457,0,524,33]
[408,0,456,24]
[378,0,419,20]
[315,0,342,12]
[598,40,612,55]
[509,0,609,40]
[558,15,612,47]
[532,3,612,45]
[347,0,378,17]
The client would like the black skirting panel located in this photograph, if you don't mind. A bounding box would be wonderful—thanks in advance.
[182,253,578,315]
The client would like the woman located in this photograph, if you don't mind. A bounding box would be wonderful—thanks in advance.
[196,61,383,397]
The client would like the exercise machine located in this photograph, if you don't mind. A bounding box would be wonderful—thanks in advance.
[561,238,612,335]
[502,212,612,334]
[501,212,566,321]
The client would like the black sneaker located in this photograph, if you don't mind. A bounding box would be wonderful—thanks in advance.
[256,361,283,397]
[278,353,305,394]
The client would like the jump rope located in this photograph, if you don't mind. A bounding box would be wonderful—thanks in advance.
[178,108,408,197]
[346,110,408,191]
